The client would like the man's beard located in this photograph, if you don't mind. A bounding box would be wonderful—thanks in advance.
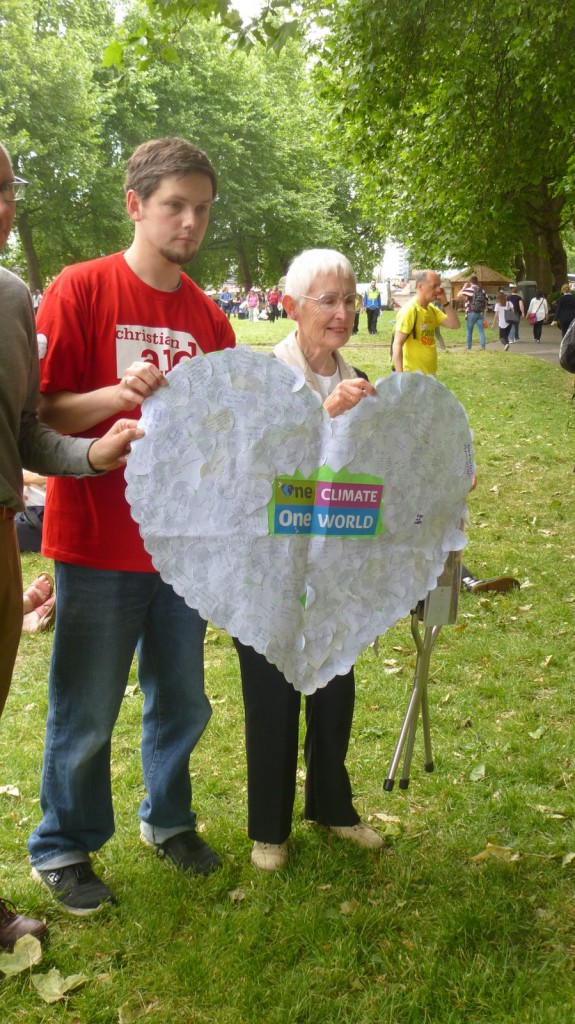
[159,242,198,266]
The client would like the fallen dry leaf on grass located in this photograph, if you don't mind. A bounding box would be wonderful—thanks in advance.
[228,888,246,903]
[340,900,359,916]
[118,998,160,1022]
[471,843,521,864]
[31,969,88,1003]
[0,785,20,798]
[0,934,42,977]
[533,804,565,819]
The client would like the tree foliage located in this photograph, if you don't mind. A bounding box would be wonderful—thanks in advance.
[0,0,159,288]
[104,0,299,68]
[0,0,377,289]
[131,14,376,287]
[309,0,575,287]
[137,0,575,287]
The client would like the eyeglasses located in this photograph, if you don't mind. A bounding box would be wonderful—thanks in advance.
[0,177,28,202]
[301,291,357,313]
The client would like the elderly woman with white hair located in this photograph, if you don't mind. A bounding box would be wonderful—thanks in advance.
[234,248,383,871]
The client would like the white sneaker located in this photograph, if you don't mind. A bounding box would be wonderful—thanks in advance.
[329,822,384,850]
[251,841,289,871]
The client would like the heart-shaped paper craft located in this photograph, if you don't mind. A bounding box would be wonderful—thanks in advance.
[125,347,474,694]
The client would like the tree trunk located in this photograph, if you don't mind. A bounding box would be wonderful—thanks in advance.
[523,234,548,289]
[513,252,525,282]
[545,226,568,290]
[236,240,252,292]
[522,182,567,292]
[16,208,43,292]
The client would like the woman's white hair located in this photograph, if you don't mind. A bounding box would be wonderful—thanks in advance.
[284,248,356,302]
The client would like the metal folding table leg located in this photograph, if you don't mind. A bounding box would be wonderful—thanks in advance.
[383,613,441,791]
[383,547,462,792]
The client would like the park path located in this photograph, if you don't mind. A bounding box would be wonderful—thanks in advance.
[483,321,562,364]
[357,320,563,366]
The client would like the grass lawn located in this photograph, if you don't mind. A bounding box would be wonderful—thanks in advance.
[1,313,575,1022]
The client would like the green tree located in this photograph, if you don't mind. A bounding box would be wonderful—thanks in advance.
[1,0,376,290]
[309,0,575,289]
[138,0,575,289]
[0,0,157,288]
[0,0,108,287]
[117,7,377,287]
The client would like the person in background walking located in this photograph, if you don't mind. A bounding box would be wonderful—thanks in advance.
[491,290,514,351]
[507,286,524,343]
[526,290,548,343]
[552,284,575,336]
[458,275,487,350]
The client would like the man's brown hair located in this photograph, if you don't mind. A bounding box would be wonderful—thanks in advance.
[124,137,218,201]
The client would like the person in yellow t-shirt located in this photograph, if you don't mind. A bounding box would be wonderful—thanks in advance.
[392,269,460,374]
[393,267,520,597]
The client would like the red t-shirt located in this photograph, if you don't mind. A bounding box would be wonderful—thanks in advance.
[39,252,236,571]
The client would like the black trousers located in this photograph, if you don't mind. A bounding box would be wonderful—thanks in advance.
[533,319,544,342]
[234,640,360,843]
[366,308,379,333]
[499,324,511,346]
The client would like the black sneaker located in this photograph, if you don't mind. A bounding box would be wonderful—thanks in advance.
[31,862,116,917]
[143,830,222,876]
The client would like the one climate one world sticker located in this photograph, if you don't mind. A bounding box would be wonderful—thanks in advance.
[270,474,384,538]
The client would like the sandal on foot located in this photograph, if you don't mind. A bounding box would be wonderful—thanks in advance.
[22,595,56,633]
[22,573,53,615]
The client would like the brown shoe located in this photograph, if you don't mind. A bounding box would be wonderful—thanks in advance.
[464,575,520,595]
[0,897,48,950]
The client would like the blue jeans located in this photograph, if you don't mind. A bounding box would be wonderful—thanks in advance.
[466,312,486,349]
[28,564,210,869]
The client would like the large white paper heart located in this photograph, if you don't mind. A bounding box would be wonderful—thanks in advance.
[125,347,474,694]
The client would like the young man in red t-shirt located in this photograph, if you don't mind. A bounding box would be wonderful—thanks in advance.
[28,138,235,915]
